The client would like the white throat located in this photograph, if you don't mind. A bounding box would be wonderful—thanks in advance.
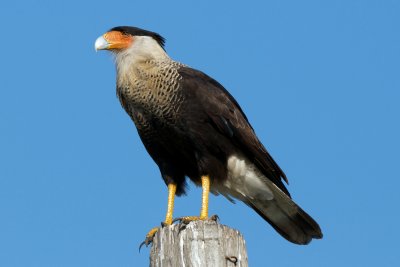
[115,36,169,69]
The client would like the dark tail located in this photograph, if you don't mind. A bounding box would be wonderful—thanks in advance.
[246,184,323,244]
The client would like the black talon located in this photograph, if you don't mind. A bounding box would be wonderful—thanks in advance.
[138,240,147,252]
[210,214,219,222]
[139,236,153,252]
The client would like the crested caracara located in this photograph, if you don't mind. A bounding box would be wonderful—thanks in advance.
[95,26,323,246]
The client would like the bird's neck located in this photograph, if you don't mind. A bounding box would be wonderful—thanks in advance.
[115,42,173,88]
[116,58,177,90]
[115,36,169,74]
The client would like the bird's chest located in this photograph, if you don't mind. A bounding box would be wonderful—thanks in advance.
[126,100,192,160]
[117,66,184,123]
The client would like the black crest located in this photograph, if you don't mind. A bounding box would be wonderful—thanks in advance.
[110,26,165,48]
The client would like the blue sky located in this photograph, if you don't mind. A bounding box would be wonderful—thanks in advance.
[1,0,399,266]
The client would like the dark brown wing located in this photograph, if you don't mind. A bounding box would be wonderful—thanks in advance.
[178,67,290,197]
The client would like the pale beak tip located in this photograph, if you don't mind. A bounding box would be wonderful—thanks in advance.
[94,35,109,51]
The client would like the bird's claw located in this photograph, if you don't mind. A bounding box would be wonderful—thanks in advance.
[139,215,220,250]
[209,214,219,222]
[139,239,150,252]
[173,216,197,225]
[173,214,219,225]
[173,214,219,234]
[139,227,159,252]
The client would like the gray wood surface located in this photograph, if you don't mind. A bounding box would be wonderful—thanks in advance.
[150,220,248,267]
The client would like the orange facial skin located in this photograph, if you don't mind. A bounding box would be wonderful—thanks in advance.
[103,31,133,50]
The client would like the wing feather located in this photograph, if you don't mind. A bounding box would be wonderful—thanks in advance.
[178,67,290,196]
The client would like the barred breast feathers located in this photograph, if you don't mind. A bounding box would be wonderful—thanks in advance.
[114,36,185,121]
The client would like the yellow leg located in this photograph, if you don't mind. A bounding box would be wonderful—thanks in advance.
[173,175,218,224]
[164,183,177,225]
[200,175,210,219]
[140,183,176,250]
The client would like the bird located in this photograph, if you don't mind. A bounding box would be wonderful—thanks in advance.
[95,26,323,247]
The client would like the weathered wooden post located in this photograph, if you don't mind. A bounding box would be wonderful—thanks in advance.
[150,220,248,267]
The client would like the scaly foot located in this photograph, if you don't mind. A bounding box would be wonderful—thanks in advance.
[139,183,177,251]
[173,214,219,225]
[139,227,160,251]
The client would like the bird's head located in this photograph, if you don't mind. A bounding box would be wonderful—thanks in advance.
[95,26,167,63]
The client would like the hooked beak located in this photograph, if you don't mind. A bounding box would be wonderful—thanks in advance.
[94,31,133,51]
[95,35,109,51]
